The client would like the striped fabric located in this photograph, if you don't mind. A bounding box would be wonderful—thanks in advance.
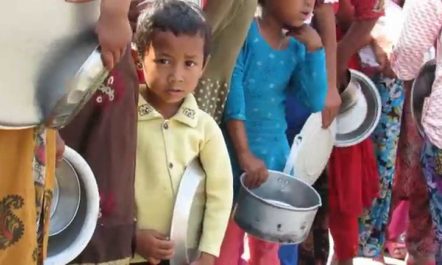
[391,0,442,149]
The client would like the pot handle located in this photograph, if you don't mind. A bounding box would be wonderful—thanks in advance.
[283,134,302,176]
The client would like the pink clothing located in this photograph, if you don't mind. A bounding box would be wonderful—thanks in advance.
[388,201,409,240]
[215,219,280,265]
[393,89,436,260]
[391,0,442,148]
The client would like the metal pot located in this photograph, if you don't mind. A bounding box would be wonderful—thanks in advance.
[233,170,322,244]
[0,0,107,129]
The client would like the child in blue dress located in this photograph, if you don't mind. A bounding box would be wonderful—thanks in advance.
[215,0,328,264]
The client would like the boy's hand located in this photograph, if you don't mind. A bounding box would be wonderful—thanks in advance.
[190,252,216,265]
[238,152,268,189]
[287,25,323,52]
[136,229,175,260]
[96,14,132,71]
[147,257,161,265]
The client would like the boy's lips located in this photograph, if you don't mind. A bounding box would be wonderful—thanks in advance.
[166,88,184,95]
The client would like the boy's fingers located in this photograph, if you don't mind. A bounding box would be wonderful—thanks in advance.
[155,238,175,250]
[154,247,174,259]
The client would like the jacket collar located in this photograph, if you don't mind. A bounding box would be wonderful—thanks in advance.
[138,86,199,128]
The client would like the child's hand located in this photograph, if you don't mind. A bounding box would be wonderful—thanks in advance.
[238,152,269,189]
[136,229,175,261]
[287,25,323,52]
[371,38,396,78]
[189,252,216,265]
[96,12,132,71]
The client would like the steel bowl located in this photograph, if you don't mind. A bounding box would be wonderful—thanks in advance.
[233,170,322,244]
[46,146,99,265]
[411,59,435,136]
[335,70,382,147]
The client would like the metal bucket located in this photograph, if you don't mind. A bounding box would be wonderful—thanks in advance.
[0,0,107,129]
[233,170,322,244]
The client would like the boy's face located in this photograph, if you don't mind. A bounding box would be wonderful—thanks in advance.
[142,30,205,105]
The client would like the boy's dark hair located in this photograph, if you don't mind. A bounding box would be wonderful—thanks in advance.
[134,0,211,63]
[258,0,265,6]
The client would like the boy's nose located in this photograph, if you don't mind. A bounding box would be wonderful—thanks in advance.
[168,67,185,83]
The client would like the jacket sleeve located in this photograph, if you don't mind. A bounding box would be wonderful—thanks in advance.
[197,120,233,256]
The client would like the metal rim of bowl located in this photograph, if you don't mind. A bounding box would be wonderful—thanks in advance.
[49,158,81,236]
[334,70,382,147]
[45,146,99,265]
[239,170,322,212]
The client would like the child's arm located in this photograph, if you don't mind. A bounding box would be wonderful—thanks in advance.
[313,3,341,128]
[196,124,233,263]
[97,0,132,70]
[336,0,384,87]
[287,29,328,113]
[224,48,269,188]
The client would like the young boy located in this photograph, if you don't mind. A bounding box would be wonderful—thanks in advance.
[131,1,233,265]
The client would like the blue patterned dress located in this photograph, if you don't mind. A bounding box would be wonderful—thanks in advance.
[223,20,328,265]
[358,75,405,258]
[223,20,327,198]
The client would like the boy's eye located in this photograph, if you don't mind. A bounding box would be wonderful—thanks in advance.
[154,58,171,65]
[185,61,197,68]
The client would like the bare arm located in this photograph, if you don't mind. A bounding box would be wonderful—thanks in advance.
[313,3,341,128]
[337,19,377,86]
[97,0,132,70]
[226,120,251,157]
[225,120,268,188]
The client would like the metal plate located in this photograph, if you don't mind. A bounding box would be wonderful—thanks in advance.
[335,70,382,147]
[291,113,335,185]
[170,158,206,265]
[411,59,435,136]
[0,0,105,129]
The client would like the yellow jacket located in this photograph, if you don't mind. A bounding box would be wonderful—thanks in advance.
[134,93,233,262]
